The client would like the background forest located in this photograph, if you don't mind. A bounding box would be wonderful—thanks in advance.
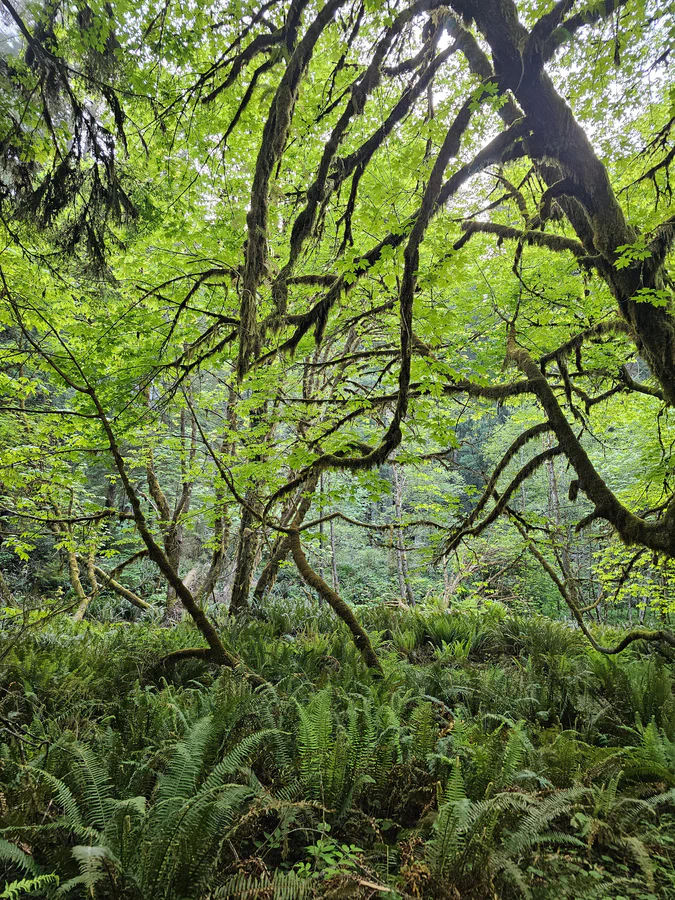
[2,0,675,896]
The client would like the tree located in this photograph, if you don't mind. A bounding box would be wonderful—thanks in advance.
[1,0,674,662]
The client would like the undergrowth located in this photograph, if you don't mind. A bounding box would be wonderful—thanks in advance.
[2,599,675,898]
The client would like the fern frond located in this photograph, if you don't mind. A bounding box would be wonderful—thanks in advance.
[0,840,38,877]
[157,715,216,802]
[0,873,59,899]
[495,853,533,899]
[140,784,252,898]
[29,770,85,832]
[69,745,113,830]
[70,845,114,894]
[216,870,312,899]
[443,760,467,804]
[614,835,654,889]
[202,728,280,791]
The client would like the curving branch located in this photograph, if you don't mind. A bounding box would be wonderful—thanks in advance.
[539,320,632,370]
[453,220,590,258]
[7,296,266,686]
[512,516,675,654]
[448,422,551,537]
[79,558,151,612]
[459,0,675,405]
[238,0,348,376]
[288,528,382,672]
[443,443,564,555]
[507,328,675,557]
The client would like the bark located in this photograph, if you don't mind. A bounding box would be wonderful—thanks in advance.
[330,515,340,594]
[507,330,675,557]
[228,501,262,616]
[238,0,348,375]
[89,390,265,684]
[545,433,573,612]
[288,528,382,673]
[252,474,319,603]
[145,404,196,621]
[109,549,148,578]
[195,492,230,606]
[227,391,279,615]
[459,0,675,404]
[0,568,14,606]
[70,549,90,622]
[442,554,451,605]
[392,463,414,605]
[514,516,675,654]
[83,560,151,611]
[441,554,469,606]
[10,302,266,681]
[196,400,238,607]
[318,473,325,581]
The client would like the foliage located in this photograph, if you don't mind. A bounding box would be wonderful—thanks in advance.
[2,0,675,896]
[2,605,675,899]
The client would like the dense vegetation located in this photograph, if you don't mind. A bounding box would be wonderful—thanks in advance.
[1,0,675,894]
[3,603,675,899]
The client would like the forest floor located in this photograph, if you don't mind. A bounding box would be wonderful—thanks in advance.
[2,599,675,899]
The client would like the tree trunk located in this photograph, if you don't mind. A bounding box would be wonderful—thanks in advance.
[253,474,319,603]
[318,473,325,581]
[330,515,340,594]
[229,502,261,616]
[163,527,183,621]
[195,491,230,607]
[145,401,195,622]
[466,0,675,405]
[545,434,572,614]
[70,549,91,622]
[392,462,414,605]
[0,568,14,606]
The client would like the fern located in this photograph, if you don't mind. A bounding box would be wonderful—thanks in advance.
[156,715,216,802]
[69,845,113,895]
[0,874,59,899]
[614,835,655,889]
[623,718,675,784]
[68,745,114,831]
[427,761,470,877]
[0,841,38,878]
[202,728,280,792]
[504,788,588,856]
[28,770,87,834]
[410,702,436,761]
[139,783,253,898]
[216,871,312,899]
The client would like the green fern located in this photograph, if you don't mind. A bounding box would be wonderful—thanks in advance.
[216,870,312,899]
[156,715,217,802]
[67,745,114,831]
[427,760,469,877]
[28,770,88,836]
[410,701,436,761]
[1,874,59,899]
[202,728,280,791]
[0,841,38,878]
